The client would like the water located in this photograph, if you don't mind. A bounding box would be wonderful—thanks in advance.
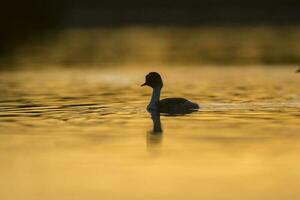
[8,26,300,69]
[0,66,300,200]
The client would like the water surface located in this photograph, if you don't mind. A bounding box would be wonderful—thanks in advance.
[0,66,300,200]
[9,27,300,68]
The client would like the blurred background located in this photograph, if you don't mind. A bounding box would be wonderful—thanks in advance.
[1,0,300,69]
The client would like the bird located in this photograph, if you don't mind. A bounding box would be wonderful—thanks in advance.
[296,66,300,73]
[141,72,199,114]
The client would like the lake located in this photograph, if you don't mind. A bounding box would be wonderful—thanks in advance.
[7,26,300,68]
[0,66,300,200]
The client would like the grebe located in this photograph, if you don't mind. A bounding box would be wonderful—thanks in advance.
[141,72,199,114]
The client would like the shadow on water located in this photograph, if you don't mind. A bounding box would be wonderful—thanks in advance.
[147,111,163,151]
[146,110,198,151]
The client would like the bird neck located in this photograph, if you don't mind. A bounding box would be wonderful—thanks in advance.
[147,87,161,110]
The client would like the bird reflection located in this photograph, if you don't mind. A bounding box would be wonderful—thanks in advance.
[146,109,198,152]
[147,111,163,151]
[150,111,163,133]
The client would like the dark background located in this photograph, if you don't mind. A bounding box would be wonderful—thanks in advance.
[1,0,300,64]
[63,0,300,26]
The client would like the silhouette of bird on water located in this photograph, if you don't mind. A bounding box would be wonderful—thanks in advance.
[141,72,199,114]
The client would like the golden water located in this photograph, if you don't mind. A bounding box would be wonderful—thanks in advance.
[0,66,300,200]
[11,27,300,67]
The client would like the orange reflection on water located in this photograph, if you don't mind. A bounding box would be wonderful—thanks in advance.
[0,66,300,200]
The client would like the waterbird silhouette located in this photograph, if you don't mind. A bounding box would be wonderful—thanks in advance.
[141,72,199,114]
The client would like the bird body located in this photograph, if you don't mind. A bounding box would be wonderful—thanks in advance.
[157,97,199,114]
